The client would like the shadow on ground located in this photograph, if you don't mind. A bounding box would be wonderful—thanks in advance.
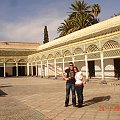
[84,95,111,106]
[0,89,8,97]
[0,85,12,88]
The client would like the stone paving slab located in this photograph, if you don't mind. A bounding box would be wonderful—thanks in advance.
[0,97,49,120]
[0,77,120,120]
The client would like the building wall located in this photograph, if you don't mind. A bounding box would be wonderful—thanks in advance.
[36,59,116,78]
[74,61,86,76]
[0,42,39,50]
[5,67,13,76]
[25,66,27,76]
[0,16,120,78]
[104,59,114,77]
[48,64,55,76]
[38,66,41,76]
[95,60,101,78]
[56,63,63,76]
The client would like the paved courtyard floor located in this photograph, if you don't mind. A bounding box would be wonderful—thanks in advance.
[0,77,120,120]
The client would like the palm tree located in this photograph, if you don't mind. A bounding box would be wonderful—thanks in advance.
[57,19,73,37]
[71,12,93,30]
[68,0,91,20]
[92,4,101,19]
[69,0,91,14]
[57,0,101,37]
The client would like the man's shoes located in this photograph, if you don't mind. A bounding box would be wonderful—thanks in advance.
[64,104,68,107]
[78,104,83,108]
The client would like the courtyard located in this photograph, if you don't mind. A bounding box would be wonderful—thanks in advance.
[0,77,120,120]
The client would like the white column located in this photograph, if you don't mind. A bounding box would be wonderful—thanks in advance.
[54,58,57,78]
[47,60,49,77]
[4,62,6,77]
[100,51,104,80]
[27,63,29,76]
[31,63,33,76]
[63,57,65,71]
[41,61,43,77]
[16,62,18,77]
[85,54,89,80]
[36,62,38,76]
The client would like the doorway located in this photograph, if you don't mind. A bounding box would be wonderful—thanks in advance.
[12,67,16,76]
[18,66,25,76]
[0,67,4,77]
[114,58,120,78]
[33,66,36,76]
[88,61,95,79]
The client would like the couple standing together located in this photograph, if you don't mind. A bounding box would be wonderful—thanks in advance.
[62,62,86,108]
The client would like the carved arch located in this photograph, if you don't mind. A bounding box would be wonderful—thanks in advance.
[102,40,119,49]
[6,59,15,63]
[55,52,62,58]
[41,55,46,60]
[47,54,54,59]
[86,44,99,52]
[63,50,72,56]
[73,48,83,54]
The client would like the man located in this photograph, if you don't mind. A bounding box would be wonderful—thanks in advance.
[62,62,76,107]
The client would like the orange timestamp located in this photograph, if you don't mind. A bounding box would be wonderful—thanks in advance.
[98,105,120,111]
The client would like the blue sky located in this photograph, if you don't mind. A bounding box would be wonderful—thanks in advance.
[0,0,120,43]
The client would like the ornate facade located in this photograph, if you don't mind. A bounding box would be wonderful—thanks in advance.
[0,15,120,80]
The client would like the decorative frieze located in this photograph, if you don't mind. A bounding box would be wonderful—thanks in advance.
[104,49,120,58]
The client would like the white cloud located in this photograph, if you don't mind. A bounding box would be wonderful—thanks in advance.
[0,10,66,43]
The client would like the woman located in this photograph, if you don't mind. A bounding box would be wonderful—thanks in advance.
[74,66,86,108]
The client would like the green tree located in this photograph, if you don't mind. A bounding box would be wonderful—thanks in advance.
[57,0,101,37]
[69,0,91,15]
[43,26,49,44]
[91,4,100,23]
[92,4,101,18]
[57,19,73,37]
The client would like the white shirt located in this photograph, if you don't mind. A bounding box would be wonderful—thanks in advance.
[75,71,83,85]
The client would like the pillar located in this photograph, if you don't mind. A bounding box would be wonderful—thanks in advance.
[100,51,104,80]
[85,54,89,80]
[31,63,33,76]
[4,62,6,77]
[41,61,43,77]
[36,62,38,76]
[47,60,49,77]
[27,63,29,76]
[54,58,57,78]
[62,57,65,71]
[16,62,18,77]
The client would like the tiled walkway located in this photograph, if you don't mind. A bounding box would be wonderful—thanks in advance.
[0,77,120,120]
